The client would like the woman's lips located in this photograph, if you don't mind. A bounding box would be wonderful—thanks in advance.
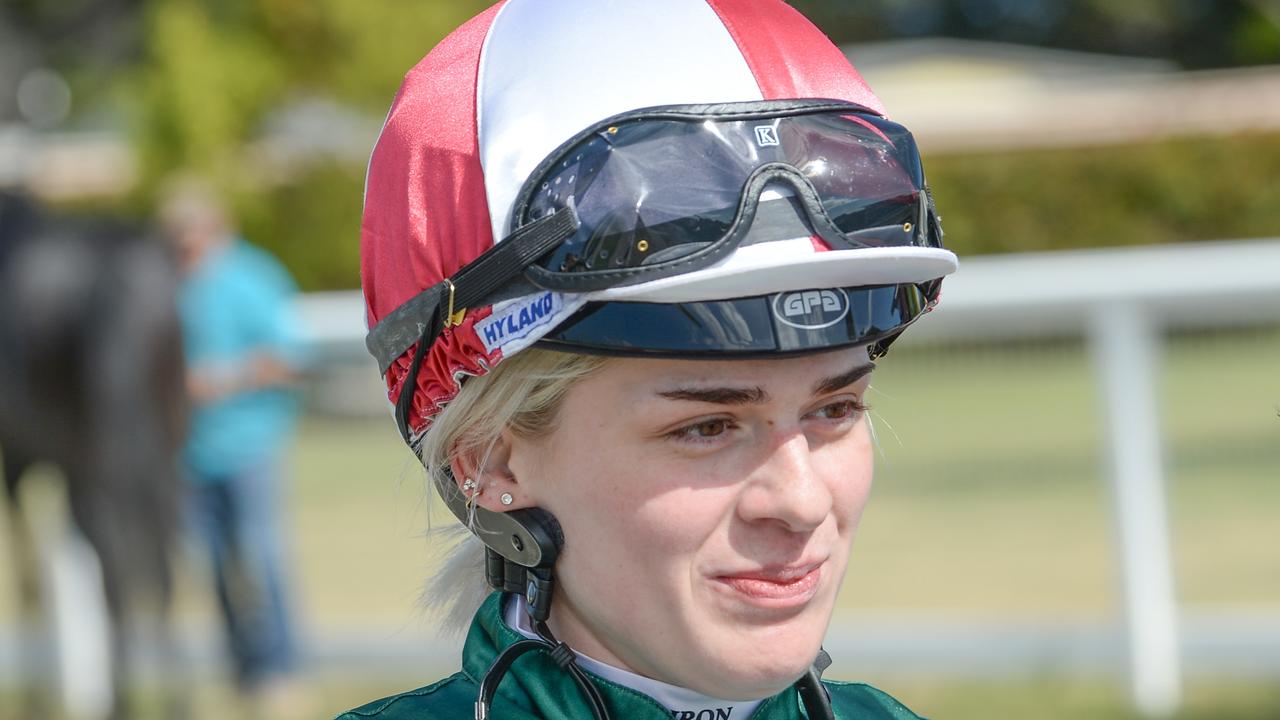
[713,562,823,604]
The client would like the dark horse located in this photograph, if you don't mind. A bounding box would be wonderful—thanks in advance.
[0,191,187,719]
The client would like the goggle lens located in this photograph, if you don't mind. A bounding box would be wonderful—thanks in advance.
[520,107,937,280]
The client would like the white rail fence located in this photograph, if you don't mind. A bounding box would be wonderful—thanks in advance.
[895,238,1280,717]
[293,238,1280,718]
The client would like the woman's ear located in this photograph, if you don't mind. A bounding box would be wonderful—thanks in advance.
[448,431,535,512]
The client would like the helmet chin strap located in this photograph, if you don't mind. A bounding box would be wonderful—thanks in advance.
[484,546,555,622]
[434,470,609,718]
[474,525,613,719]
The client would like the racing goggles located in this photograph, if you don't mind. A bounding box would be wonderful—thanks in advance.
[509,99,943,292]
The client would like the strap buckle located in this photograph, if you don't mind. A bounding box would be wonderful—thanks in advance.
[443,279,466,327]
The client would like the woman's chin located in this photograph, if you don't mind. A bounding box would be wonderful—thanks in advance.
[688,649,819,701]
[687,580,834,685]
[685,616,829,699]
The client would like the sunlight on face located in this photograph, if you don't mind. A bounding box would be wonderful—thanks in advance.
[505,345,876,699]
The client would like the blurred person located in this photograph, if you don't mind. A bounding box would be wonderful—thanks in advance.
[340,1,956,719]
[160,178,306,714]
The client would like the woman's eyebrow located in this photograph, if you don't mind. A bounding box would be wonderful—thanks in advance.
[657,385,769,405]
[812,362,876,396]
[654,362,875,405]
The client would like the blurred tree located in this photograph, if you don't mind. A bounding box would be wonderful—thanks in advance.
[2,1,492,287]
[117,0,490,286]
[126,0,490,190]
[789,0,1280,68]
[131,0,284,188]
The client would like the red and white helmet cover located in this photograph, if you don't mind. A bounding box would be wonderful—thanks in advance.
[362,0,947,439]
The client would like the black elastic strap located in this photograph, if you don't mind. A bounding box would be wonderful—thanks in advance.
[392,325,433,444]
[366,207,579,374]
[535,620,610,718]
[475,639,552,720]
[546,642,577,669]
[474,630,610,720]
[367,284,447,377]
[452,205,578,308]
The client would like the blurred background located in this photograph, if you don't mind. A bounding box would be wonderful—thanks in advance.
[1,1,1278,719]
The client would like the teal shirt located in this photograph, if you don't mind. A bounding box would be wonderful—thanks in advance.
[178,239,301,478]
[337,592,925,719]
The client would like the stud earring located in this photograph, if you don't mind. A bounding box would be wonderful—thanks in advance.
[500,492,514,506]
[463,478,479,511]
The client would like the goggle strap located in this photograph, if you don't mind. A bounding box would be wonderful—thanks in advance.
[365,207,579,374]
[393,323,432,445]
[452,206,579,306]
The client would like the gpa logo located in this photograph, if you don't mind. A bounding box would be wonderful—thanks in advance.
[753,124,779,147]
[772,288,850,330]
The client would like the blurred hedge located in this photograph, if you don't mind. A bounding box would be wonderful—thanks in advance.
[233,163,365,292]
[235,132,1280,291]
[925,131,1280,256]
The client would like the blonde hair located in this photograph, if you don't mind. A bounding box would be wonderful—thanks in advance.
[418,348,610,633]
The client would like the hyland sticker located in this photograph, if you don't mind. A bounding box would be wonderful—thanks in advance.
[476,292,563,353]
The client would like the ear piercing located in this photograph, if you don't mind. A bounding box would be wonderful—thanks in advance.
[464,479,512,507]
[463,478,479,511]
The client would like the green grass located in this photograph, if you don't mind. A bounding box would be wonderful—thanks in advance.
[847,328,1280,617]
[880,677,1280,720]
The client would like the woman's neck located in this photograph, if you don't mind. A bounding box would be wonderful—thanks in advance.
[505,595,765,719]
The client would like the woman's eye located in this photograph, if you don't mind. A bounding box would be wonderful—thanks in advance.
[690,419,729,437]
[814,399,867,421]
[671,418,734,441]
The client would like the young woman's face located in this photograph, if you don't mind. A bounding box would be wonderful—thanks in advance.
[504,345,876,699]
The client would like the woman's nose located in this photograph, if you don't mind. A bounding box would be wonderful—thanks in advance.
[736,429,833,533]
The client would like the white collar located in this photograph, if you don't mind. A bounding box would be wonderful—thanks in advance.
[504,595,764,720]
